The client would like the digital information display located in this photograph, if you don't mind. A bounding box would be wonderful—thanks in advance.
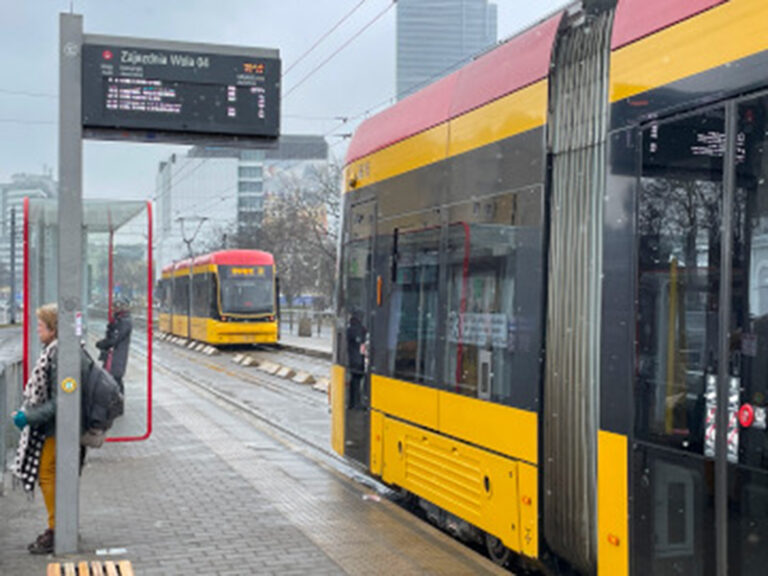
[82,40,280,143]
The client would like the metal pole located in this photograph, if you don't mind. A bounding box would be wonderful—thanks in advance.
[108,230,114,322]
[187,243,192,339]
[178,217,206,340]
[716,101,737,576]
[10,207,16,324]
[56,12,83,555]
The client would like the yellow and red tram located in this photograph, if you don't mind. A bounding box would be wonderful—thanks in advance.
[332,1,768,574]
[158,249,279,345]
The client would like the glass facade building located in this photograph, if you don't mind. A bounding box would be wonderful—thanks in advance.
[396,0,498,100]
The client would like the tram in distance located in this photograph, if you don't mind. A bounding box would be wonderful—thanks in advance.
[157,250,279,345]
[331,1,768,574]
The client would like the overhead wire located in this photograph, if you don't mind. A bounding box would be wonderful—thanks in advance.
[0,88,57,98]
[282,0,396,101]
[321,36,503,145]
[282,0,370,77]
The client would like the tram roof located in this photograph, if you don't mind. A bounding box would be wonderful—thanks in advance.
[163,250,275,273]
[345,12,562,166]
[345,0,727,166]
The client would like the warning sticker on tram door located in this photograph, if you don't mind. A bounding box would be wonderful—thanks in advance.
[704,374,741,463]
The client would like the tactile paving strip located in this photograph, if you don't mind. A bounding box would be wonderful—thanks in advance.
[47,560,133,576]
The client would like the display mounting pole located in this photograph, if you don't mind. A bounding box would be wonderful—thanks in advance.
[56,12,83,555]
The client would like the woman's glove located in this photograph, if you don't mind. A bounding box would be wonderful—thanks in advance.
[12,410,27,430]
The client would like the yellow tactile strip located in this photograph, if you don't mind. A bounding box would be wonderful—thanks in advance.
[47,560,133,576]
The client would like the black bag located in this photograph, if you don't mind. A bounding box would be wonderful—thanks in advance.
[80,349,124,448]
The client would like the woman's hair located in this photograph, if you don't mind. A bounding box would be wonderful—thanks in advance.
[36,303,58,336]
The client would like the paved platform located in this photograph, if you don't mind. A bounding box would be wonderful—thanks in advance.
[0,351,506,575]
[278,332,332,360]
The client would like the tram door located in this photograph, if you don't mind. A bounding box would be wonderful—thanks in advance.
[341,200,376,465]
[633,98,768,575]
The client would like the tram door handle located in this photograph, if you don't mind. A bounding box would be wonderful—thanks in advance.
[704,373,741,463]
[478,350,492,401]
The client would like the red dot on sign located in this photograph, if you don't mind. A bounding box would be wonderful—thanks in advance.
[103,50,113,60]
[739,404,755,428]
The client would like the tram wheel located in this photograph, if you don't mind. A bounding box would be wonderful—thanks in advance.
[485,533,512,567]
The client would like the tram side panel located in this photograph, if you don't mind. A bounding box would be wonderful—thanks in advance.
[161,261,279,345]
[336,79,549,562]
[157,275,172,334]
[605,1,768,575]
[333,0,768,575]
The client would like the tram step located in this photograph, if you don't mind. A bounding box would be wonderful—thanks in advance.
[47,560,134,576]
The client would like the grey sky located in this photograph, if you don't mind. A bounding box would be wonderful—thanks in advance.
[0,0,567,201]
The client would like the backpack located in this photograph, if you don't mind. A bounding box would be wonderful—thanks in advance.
[80,348,124,448]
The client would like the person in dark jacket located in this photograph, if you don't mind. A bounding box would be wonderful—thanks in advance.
[96,297,133,393]
[11,303,59,554]
[346,308,367,409]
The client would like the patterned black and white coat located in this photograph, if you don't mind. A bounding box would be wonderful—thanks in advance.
[12,340,58,493]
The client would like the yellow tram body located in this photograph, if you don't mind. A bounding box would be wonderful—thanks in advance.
[158,250,278,346]
[332,1,768,574]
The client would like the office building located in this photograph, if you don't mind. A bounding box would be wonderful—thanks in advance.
[397,0,498,100]
[154,135,328,275]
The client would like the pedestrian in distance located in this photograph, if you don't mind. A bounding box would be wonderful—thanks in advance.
[10,303,61,555]
[96,296,133,394]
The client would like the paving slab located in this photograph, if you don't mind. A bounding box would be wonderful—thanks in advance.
[1,348,507,576]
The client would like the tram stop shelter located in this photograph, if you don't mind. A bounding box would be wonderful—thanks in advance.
[23,197,153,442]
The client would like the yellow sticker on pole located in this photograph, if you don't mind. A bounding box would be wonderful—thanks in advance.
[61,378,77,394]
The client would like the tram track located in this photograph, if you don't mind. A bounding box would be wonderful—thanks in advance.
[154,338,326,407]
[150,337,388,497]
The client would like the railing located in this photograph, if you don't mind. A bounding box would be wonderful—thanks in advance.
[280,309,334,338]
[0,356,24,496]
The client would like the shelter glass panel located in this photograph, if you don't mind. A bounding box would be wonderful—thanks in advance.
[25,199,152,442]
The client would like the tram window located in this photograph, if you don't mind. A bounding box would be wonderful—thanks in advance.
[389,228,440,385]
[209,274,220,319]
[158,280,170,313]
[219,267,274,315]
[338,237,372,369]
[173,275,191,316]
[443,192,543,406]
[192,273,210,318]
[635,109,724,450]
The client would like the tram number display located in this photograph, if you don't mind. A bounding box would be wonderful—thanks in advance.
[82,43,280,139]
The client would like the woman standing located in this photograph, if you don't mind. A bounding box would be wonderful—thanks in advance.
[11,303,59,554]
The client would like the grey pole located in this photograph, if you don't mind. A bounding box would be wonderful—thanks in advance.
[178,216,207,339]
[10,207,15,324]
[56,12,83,555]
[715,101,737,576]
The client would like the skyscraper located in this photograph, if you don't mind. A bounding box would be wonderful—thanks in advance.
[397,0,498,100]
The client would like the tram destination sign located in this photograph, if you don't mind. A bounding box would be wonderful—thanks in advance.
[81,38,280,144]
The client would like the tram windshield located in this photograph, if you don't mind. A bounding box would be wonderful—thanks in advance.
[219,265,274,315]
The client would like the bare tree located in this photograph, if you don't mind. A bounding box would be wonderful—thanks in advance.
[204,158,342,309]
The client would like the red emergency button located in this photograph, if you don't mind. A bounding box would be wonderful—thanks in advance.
[739,404,755,428]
